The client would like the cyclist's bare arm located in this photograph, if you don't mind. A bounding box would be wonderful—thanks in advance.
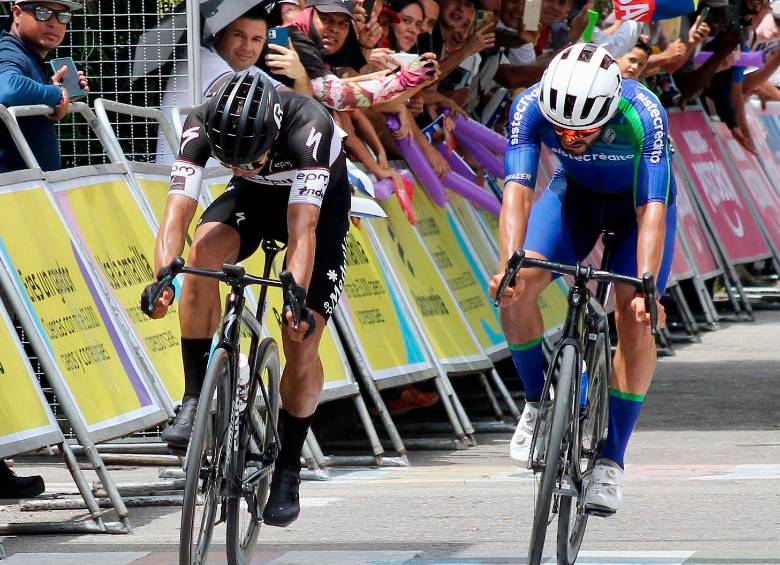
[490,181,535,301]
[155,194,198,275]
[633,201,667,328]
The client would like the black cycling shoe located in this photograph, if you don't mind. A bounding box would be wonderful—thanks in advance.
[161,396,199,449]
[0,461,44,499]
[261,466,301,527]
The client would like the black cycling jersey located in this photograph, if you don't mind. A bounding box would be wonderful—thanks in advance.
[169,91,351,320]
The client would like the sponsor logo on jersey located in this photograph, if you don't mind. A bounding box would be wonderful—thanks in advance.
[550,147,634,162]
[271,160,293,170]
[506,172,533,184]
[180,126,200,153]
[306,127,323,160]
[635,90,666,164]
[603,128,617,145]
[509,86,540,146]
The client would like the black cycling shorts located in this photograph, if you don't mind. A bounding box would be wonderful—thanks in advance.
[199,177,350,320]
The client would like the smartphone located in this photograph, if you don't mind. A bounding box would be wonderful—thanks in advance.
[698,6,710,28]
[267,26,289,48]
[475,9,493,29]
[49,57,87,101]
[363,0,376,20]
[416,31,433,55]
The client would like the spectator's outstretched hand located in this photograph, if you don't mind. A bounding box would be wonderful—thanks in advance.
[465,21,496,56]
[49,65,70,121]
[266,41,307,80]
[78,70,90,93]
[688,15,711,47]
[406,94,424,117]
[368,48,400,71]
[732,127,758,155]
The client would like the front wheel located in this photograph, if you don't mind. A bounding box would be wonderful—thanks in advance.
[226,338,282,565]
[557,330,610,564]
[528,345,577,565]
[179,348,232,565]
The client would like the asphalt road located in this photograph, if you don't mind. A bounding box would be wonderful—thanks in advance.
[1,311,778,564]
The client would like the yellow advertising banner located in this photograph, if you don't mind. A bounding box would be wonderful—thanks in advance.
[134,173,203,241]
[54,176,184,401]
[203,181,350,389]
[448,195,499,274]
[411,186,506,356]
[371,195,488,371]
[0,307,58,448]
[340,222,429,379]
[0,184,159,433]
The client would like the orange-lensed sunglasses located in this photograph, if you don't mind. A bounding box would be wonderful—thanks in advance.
[553,126,601,140]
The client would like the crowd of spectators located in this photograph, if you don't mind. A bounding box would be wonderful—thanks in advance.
[4,0,780,490]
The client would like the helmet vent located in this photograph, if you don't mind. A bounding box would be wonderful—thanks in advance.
[582,96,596,118]
[550,88,559,111]
[563,94,576,120]
[600,53,617,70]
[594,97,613,124]
[578,45,596,63]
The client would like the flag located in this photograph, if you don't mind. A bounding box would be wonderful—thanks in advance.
[613,0,699,23]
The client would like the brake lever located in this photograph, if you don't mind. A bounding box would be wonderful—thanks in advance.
[493,249,525,307]
[143,257,185,316]
[642,272,658,337]
[279,270,301,328]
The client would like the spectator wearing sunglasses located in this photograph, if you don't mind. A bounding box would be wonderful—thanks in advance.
[0,0,89,173]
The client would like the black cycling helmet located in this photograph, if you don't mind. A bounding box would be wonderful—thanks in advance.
[204,70,282,167]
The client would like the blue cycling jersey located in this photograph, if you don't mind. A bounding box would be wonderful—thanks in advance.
[504,80,673,206]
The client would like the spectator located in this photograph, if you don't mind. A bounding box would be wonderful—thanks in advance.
[262,0,438,110]
[157,6,310,163]
[0,0,89,174]
[419,0,440,34]
[0,459,44,499]
[278,0,304,26]
[386,0,425,52]
[618,39,652,79]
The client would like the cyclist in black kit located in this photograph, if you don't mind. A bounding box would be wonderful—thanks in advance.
[142,70,350,527]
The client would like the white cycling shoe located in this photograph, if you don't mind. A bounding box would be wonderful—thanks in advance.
[584,458,624,516]
[509,402,543,468]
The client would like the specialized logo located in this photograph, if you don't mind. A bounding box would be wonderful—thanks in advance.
[273,103,283,129]
[306,127,322,160]
[180,126,200,153]
[235,212,245,225]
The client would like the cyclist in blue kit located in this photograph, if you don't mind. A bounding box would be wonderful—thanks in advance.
[489,43,676,516]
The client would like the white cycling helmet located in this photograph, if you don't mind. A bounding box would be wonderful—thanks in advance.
[539,43,622,131]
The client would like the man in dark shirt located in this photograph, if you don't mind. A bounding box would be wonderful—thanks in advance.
[0,0,89,173]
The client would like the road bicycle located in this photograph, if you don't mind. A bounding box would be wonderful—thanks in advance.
[145,240,300,565]
[494,233,658,565]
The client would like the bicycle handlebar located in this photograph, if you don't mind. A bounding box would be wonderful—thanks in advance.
[494,249,660,336]
[142,257,302,327]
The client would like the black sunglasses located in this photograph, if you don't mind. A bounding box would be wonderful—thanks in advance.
[218,159,266,172]
[20,4,73,24]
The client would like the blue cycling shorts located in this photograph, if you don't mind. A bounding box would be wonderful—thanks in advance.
[523,172,677,294]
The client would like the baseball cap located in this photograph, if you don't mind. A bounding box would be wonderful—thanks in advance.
[14,0,83,10]
[307,0,355,18]
[278,0,301,5]
[380,5,400,23]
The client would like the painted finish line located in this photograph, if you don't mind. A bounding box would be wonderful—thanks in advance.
[324,464,780,484]
[0,550,709,565]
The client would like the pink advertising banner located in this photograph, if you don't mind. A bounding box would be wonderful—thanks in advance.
[671,237,694,281]
[713,121,780,253]
[672,167,720,279]
[668,110,770,264]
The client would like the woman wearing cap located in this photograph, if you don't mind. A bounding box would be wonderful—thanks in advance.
[261,0,438,110]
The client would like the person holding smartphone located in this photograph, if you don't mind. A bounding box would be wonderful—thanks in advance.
[0,0,90,174]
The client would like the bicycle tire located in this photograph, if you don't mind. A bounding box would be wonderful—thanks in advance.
[226,338,282,565]
[179,348,232,565]
[557,331,610,564]
[528,344,577,565]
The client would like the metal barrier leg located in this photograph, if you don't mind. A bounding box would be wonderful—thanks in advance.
[432,374,468,442]
[670,285,701,342]
[351,394,385,460]
[440,375,476,444]
[479,373,504,420]
[81,444,132,532]
[59,442,107,530]
[305,432,327,468]
[489,367,521,422]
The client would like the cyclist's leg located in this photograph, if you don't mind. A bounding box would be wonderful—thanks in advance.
[503,174,599,401]
[263,168,350,527]
[586,198,676,511]
[603,198,676,464]
[164,180,272,447]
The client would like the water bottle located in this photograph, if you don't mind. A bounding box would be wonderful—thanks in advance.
[237,353,250,412]
[579,360,589,408]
